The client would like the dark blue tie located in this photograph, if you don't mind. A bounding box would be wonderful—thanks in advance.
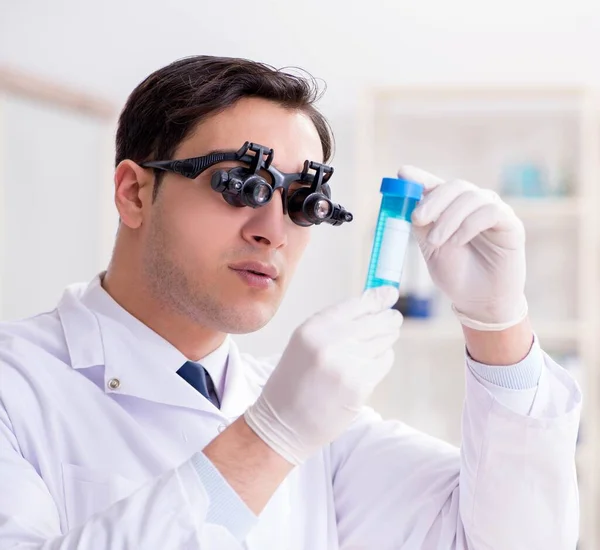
[177,361,220,408]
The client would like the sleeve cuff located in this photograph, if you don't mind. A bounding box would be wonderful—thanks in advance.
[467,334,543,390]
[189,451,257,542]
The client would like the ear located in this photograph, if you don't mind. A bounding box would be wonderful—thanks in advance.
[114,160,154,229]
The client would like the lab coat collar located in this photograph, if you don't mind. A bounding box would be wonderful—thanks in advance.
[57,278,258,419]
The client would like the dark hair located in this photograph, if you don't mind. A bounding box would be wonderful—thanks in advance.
[115,55,334,197]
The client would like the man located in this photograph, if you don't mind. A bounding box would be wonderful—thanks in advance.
[0,56,580,549]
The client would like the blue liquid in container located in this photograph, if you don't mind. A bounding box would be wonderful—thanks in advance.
[365,177,424,290]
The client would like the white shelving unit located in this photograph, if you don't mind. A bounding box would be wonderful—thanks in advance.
[354,86,600,548]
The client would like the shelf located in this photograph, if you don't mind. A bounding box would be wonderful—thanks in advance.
[373,86,587,101]
[370,87,587,117]
[356,197,582,228]
[504,197,582,220]
[398,318,583,342]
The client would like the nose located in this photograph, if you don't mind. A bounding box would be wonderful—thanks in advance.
[241,189,288,249]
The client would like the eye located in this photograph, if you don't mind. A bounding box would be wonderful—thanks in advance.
[288,181,311,194]
[258,169,274,186]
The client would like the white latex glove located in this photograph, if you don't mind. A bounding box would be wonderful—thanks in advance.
[398,165,528,331]
[244,286,402,466]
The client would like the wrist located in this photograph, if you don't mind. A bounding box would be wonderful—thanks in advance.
[463,316,534,366]
[203,416,294,514]
[207,416,293,470]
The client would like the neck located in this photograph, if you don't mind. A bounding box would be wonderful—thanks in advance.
[102,253,226,361]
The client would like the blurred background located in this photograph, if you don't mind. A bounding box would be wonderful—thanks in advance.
[1,0,600,546]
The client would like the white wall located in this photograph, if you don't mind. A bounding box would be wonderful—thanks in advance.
[1,0,600,355]
[1,95,112,320]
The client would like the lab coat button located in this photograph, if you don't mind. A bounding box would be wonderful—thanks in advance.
[217,423,228,433]
[108,378,121,390]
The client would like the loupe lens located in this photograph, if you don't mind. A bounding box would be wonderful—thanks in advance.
[242,176,272,207]
[288,190,335,226]
[253,183,272,204]
[314,198,332,219]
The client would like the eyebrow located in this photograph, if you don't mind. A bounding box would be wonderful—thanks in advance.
[186,147,239,158]
[207,148,239,156]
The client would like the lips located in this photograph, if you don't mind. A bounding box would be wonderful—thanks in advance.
[228,261,279,280]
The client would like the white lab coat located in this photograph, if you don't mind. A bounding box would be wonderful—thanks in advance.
[0,278,581,549]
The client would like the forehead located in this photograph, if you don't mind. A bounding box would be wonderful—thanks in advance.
[176,97,325,172]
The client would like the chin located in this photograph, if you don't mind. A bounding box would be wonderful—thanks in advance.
[216,302,278,334]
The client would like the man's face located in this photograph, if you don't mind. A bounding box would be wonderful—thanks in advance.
[141,97,325,334]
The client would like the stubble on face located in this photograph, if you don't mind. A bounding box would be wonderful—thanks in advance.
[142,205,281,334]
